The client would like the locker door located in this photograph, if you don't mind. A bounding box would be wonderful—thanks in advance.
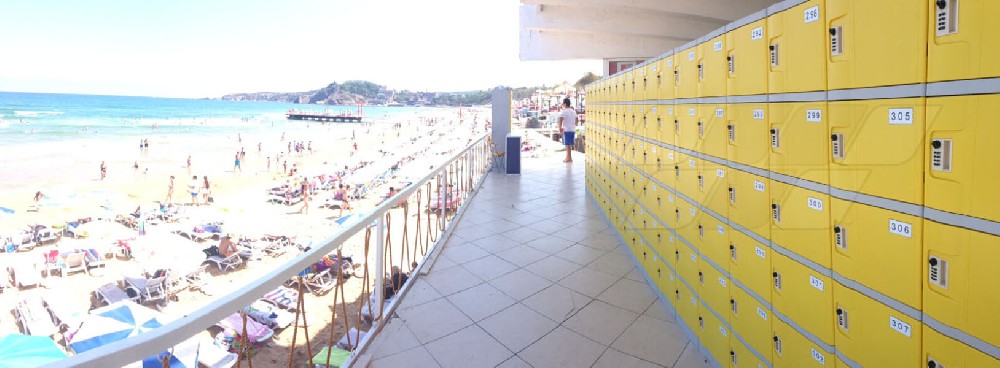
[925,95,1000,223]
[677,104,699,151]
[769,180,833,269]
[701,160,730,219]
[727,19,769,96]
[652,149,674,201]
[923,220,1000,349]
[923,325,1000,368]
[730,283,773,364]
[699,304,734,368]
[728,170,771,241]
[676,194,701,244]
[649,58,663,101]
[698,257,732,322]
[832,282,922,368]
[697,211,730,268]
[676,239,701,292]
[651,229,677,271]
[677,46,700,98]
[729,229,772,304]
[830,198,923,309]
[653,260,675,300]
[675,152,701,204]
[730,334,771,368]
[675,279,703,341]
[828,98,925,205]
[771,252,835,346]
[768,101,830,186]
[927,0,1000,82]
[771,318,832,368]
[661,54,678,100]
[825,0,928,90]
[636,66,648,101]
[727,103,770,170]
[700,34,728,98]
[766,0,828,93]
[644,105,658,141]
[624,71,635,102]
[656,103,677,147]
[626,105,640,137]
[699,104,729,159]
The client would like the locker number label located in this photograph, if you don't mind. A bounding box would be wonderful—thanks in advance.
[804,6,820,23]
[753,109,765,120]
[714,41,723,52]
[715,108,724,117]
[719,276,727,287]
[751,27,764,40]
[807,197,824,211]
[888,219,913,238]
[754,180,766,192]
[717,169,725,178]
[718,224,725,235]
[690,208,697,216]
[757,307,768,320]
[811,348,826,365]
[688,52,695,60]
[755,246,766,259]
[806,109,822,122]
[809,275,825,291]
[889,316,912,337]
[888,108,914,125]
[720,326,728,337]
[689,108,696,116]
[689,159,696,167]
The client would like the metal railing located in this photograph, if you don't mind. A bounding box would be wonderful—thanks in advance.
[47,133,494,368]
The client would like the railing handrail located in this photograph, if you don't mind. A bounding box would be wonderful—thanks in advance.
[46,133,490,368]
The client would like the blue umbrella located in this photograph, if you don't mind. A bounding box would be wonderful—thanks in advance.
[68,301,195,367]
[0,207,14,215]
[334,212,370,226]
[0,334,67,368]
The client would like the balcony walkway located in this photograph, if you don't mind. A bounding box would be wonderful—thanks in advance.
[355,151,708,368]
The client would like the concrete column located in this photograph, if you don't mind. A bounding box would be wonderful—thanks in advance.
[491,88,512,155]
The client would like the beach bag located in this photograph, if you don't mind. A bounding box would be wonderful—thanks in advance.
[203,245,220,258]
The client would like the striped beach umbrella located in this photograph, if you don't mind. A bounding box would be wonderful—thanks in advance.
[68,301,196,367]
[0,334,67,368]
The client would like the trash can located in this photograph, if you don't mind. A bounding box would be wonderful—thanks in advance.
[505,134,521,174]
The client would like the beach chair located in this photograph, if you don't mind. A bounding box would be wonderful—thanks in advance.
[95,283,138,305]
[42,250,63,277]
[244,300,294,329]
[44,296,84,334]
[82,248,107,273]
[61,252,89,277]
[198,338,238,368]
[11,262,42,288]
[124,275,168,304]
[205,253,243,272]
[15,296,59,338]
[310,347,351,368]
[33,225,60,245]
[217,313,274,343]
[491,141,506,172]
[290,268,336,294]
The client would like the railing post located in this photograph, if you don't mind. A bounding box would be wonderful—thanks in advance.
[375,216,385,320]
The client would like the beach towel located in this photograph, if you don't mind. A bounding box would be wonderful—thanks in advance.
[262,287,299,310]
[218,313,273,343]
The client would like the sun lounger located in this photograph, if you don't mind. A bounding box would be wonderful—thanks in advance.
[337,327,367,350]
[244,300,294,329]
[124,275,168,304]
[95,283,138,305]
[11,262,42,288]
[45,296,84,334]
[205,253,243,272]
[197,338,238,368]
[290,268,336,294]
[15,296,59,338]
[310,347,351,368]
[32,225,60,244]
[261,287,299,310]
[62,252,89,277]
[217,313,274,343]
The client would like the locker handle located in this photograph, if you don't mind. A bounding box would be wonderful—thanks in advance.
[929,258,938,266]
[726,56,732,61]
[769,45,775,51]
[931,140,942,149]
[935,0,946,9]
[772,271,778,277]
[834,226,841,233]
[773,336,779,342]
[729,245,735,250]
[829,28,837,36]
[836,308,843,315]
[771,204,777,209]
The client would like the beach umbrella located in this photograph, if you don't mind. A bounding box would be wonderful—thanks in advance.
[0,207,14,215]
[68,301,196,367]
[0,334,67,368]
[334,212,371,226]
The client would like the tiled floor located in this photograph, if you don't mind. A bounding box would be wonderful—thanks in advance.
[357,152,709,368]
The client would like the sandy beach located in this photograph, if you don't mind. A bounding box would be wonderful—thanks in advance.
[0,106,499,366]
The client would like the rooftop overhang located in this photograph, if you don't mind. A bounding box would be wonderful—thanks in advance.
[519,0,779,61]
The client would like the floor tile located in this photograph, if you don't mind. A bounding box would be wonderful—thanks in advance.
[429,253,460,272]
[623,267,646,283]
[522,284,592,323]
[489,269,552,301]
[587,251,636,278]
[583,232,624,252]
[397,278,442,307]
[461,254,518,281]
[563,300,639,345]
[673,342,711,368]
[643,299,675,323]
[370,317,422,359]
[478,303,558,352]
[496,356,532,368]
[440,242,490,264]
[612,315,689,366]
[523,255,581,282]
[522,235,575,255]
[502,226,547,244]
[471,233,516,254]
[518,327,605,368]
[495,245,548,267]
[370,346,441,368]
[558,266,620,298]
[597,278,657,314]
[446,283,515,322]
[592,348,664,368]
[480,218,522,234]
[555,243,608,266]
[422,264,484,296]
[425,325,512,368]
[396,298,473,344]
[527,219,567,235]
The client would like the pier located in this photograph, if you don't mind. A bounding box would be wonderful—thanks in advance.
[286,104,364,122]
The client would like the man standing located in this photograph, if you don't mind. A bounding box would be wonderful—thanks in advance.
[165,176,175,204]
[557,98,577,163]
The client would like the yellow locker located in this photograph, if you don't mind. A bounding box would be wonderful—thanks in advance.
[677,45,699,99]
[699,104,729,159]
[832,282,922,368]
[657,104,677,147]
[640,105,655,141]
[927,0,1000,82]
[660,54,677,100]
[923,325,1000,368]
[658,191,679,232]
[730,283,773,363]
[728,170,771,241]
[697,211,730,267]
[825,0,928,90]
[651,228,677,270]
[766,0,828,93]
[727,103,770,170]
[652,148,674,196]
[923,220,1000,348]
[769,180,832,269]
[727,17,769,96]
[771,318,832,368]
[625,105,639,135]
[925,95,1000,223]
[729,228,773,304]
[676,238,701,292]
[830,198,922,309]
[676,104,699,151]
[698,257,732,320]
[699,33,728,98]
[700,160,729,219]
[675,278,703,341]
[636,66,648,101]
[699,304,733,367]
[771,252,835,345]
[675,152,701,204]
[653,260,676,299]
[676,193,701,243]
[828,98,925,204]
[730,335,771,368]
[768,101,829,186]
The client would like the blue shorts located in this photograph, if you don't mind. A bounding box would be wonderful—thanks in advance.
[563,131,575,146]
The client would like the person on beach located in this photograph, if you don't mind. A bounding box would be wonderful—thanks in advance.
[202,176,212,205]
[100,161,107,180]
[33,191,44,209]
[186,155,192,174]
[557,98,577,163]
[283,160,288,174]
[189,176,199,205]
[266,156,271,172]
[298,177,310,214]
[334,184,351,217]
[165,176,175,204]
[234,152,242,173]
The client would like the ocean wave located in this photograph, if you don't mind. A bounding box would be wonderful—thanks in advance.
[14,110,64,117]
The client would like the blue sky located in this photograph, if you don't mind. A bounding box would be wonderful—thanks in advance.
[0,0,601,98]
